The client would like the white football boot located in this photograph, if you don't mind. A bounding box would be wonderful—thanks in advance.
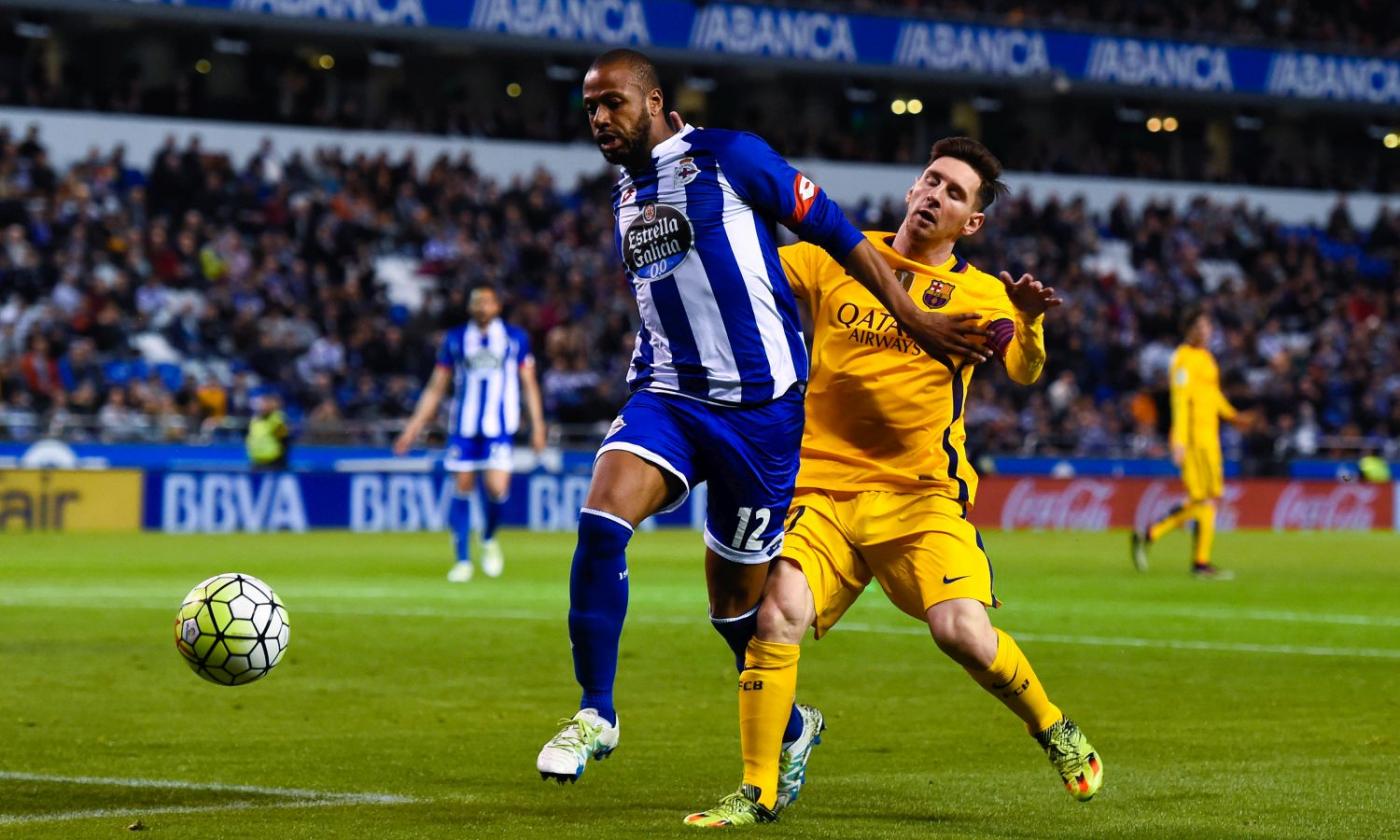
[446,561,474,583]
[775,704,826,810]
[480,539,505,578]
[537,709,619,783]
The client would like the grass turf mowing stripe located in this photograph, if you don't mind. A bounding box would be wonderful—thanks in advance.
[7,587,1400,628]
[3,596,1397,660]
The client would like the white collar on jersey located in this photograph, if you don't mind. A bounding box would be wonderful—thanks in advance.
[649,125,696,160]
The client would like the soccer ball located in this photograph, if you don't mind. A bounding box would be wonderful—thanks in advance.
[175,573,289,686]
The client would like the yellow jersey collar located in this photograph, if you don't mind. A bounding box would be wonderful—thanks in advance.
[865,231,965,276]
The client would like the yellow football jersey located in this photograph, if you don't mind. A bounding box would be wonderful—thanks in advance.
[1168,344,1237,451]
[781,231,1046,505]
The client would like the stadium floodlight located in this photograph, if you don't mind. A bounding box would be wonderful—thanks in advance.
[1384,133,1399,150]
[891,99,907,115]
[1163,116,1179,132]
[907,99,924,115]
[317,54,335,71]
[506,82,523,98]
[195,59,213,75]
[1146,117,1163,133]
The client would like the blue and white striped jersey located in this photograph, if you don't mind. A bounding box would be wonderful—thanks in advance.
[612,125,864,405]
[437,318,533,438]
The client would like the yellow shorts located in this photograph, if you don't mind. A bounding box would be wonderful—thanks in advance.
[781,489,997,638]
[1181,446,1224,501]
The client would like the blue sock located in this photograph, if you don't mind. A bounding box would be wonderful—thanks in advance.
[711,606,805,744]
[483,491,506,541]
[568,509,632,726]
[449,490,472,563]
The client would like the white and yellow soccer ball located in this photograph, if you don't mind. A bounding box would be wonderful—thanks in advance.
[175,573,289,686]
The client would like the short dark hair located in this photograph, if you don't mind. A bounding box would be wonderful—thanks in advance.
[929,137,1007,211]
[589,49,662,98]
[1181,306,1209,335]
[469,283,500,300]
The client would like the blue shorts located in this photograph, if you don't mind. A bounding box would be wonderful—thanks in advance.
[445,434,513,472]
[596,388,804,564]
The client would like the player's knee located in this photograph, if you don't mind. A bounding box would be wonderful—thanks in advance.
[928,602,995,668]
[756,564,813,643]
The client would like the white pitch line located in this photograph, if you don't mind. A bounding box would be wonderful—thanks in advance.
[0,798,383,827]
[0,770,413,803]
[1009,601,1400,628]
[834,623,1400,660]
[3,597,1399,660]
[10,587,1400,630]
[6,586,1400,629]
[0,771,417,827]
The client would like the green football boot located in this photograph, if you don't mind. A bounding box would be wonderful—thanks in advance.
[684,785,778,829]
[1035,717,1103,802]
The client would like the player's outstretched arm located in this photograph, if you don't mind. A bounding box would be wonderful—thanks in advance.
[520,358,548,454]
[393,365,450,455]
[997,271,1060,385]
[840,239,991,364]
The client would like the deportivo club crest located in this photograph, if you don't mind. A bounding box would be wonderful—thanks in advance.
[674,157,701,185]
[623,202,694,282]
[923,278,955,309]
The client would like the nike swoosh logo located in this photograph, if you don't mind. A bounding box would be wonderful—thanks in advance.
[942,575,970,584]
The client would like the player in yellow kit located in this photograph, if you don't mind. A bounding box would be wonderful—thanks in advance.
[1133,310,1246,578]
[684,138,1102,828]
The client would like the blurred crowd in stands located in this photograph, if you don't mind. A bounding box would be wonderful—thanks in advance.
[0,126,1396,466]
[3,6,1395,193]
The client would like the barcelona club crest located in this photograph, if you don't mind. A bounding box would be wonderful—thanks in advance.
[923,278,955,309]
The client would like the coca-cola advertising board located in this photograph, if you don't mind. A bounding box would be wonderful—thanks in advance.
[972,478,1396,532]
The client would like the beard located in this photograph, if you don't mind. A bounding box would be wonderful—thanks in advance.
[597,122,649,167]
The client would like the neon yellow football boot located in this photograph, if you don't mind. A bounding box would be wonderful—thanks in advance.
[684,785,778,828]
[1035,717,1103,802]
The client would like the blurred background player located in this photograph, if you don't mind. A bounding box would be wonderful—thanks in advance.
[246,391,290,471]
[687,138,1100,828]
[1133,310,1249,579]
[395,284,546,582]
[536,49,992,785]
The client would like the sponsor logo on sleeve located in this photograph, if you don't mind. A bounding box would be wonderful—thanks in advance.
[790,173,818,223]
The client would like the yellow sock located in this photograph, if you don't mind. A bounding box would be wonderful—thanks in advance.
[967,628,1062,734]
[739,638,800,809]
[1193,500,1216,565]
[1148,501,1199,542]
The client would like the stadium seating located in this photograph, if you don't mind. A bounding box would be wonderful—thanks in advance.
[0,126,1395,465]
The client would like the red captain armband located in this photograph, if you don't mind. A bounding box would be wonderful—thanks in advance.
[987,318,1015,357]
[789,173,818,224]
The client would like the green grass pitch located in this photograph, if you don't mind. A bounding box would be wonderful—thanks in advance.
[2,528,1397,839]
